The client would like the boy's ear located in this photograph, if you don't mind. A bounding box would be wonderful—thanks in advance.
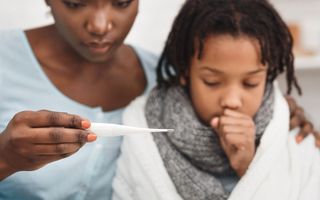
[180,70,190,86]
[180,75,187,86]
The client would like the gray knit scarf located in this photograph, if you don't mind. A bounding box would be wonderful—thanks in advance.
[145,84,274,200]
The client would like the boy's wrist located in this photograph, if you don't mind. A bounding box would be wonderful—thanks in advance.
[235,167,246,177]
[232,160,250,177]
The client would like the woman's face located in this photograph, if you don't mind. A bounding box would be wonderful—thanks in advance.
[46,0,138,62]
[188,34,267,125]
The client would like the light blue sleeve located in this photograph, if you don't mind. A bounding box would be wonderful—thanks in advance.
[0,30,160,200]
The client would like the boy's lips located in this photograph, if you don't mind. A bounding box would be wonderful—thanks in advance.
[212,113,222,118]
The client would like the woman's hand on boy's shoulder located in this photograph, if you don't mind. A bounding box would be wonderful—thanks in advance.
[285,95,320,148]
[211,109,256,177]
[313,131,320,147]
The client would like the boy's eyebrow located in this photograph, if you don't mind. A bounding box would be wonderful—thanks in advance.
[200,66,267,75]
[246,68,267,75]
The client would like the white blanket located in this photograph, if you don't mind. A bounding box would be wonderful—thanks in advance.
[112,86,320,200]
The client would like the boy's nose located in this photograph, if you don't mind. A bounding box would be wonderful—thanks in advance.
[85,11,112,37]
[220,88,243,110]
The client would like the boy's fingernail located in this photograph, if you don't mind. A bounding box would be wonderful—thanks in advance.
[82,121,91,129]
[87,134,97,142]
[211,117,219,127]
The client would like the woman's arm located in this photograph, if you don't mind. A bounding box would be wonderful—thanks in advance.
[286,96,320,147]
[0,152,16,180]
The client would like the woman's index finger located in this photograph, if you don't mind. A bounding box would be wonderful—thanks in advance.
[28,110,89,129]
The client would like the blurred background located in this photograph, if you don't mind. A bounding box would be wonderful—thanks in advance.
[0,0,319,128]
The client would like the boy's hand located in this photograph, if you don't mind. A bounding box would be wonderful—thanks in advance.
[211,109,256,177]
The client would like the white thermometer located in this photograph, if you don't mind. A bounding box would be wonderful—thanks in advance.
[89,123,174,137]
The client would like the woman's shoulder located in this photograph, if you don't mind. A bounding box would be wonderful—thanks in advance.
[0,29,25,47]
[0,29,22,37]
[131,45,159,70]
[0,29,29,74]
[0,29,30,61]
[0,29,34,68]
[130,45,159,92]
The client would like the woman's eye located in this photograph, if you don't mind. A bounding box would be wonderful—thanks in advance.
[243,82,259,88]
[114,0,133,8]
[62,1,85,9]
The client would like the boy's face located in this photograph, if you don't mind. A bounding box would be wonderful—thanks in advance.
[188,34,267,125]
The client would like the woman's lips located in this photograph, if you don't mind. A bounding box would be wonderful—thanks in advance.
[84,42,112,54]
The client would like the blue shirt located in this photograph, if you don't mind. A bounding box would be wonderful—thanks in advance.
[0,30,157,200]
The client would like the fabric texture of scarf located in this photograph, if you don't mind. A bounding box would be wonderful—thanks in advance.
[145,84,274,200]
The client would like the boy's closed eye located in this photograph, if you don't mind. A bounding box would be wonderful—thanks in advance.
[243,74,266,89]
[202,79,263,88]
[203,80,221,87]
[243,80,261,88]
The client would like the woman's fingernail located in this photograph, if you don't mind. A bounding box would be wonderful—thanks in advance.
[316,140,320,148]
[87,134,97,142]
[296,135,303,143]
[82,121,91,129]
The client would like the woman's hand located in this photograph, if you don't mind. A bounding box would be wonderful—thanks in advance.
[211,109,256,177]
[285,96,320,147]
[0,110,96,180]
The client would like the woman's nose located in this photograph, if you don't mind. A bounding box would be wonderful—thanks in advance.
[220,88,243,110]
[85,10,112,37]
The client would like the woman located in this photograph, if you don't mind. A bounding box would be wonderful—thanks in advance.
[0,0,316,200]
[0,0,157,199]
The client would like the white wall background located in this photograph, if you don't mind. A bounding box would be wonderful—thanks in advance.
[0,0,319,127]
[0,0,319,54]
[0,0,52,30]
[270,0,320,52]
[270,0,320,129]
[0,0,185,54]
